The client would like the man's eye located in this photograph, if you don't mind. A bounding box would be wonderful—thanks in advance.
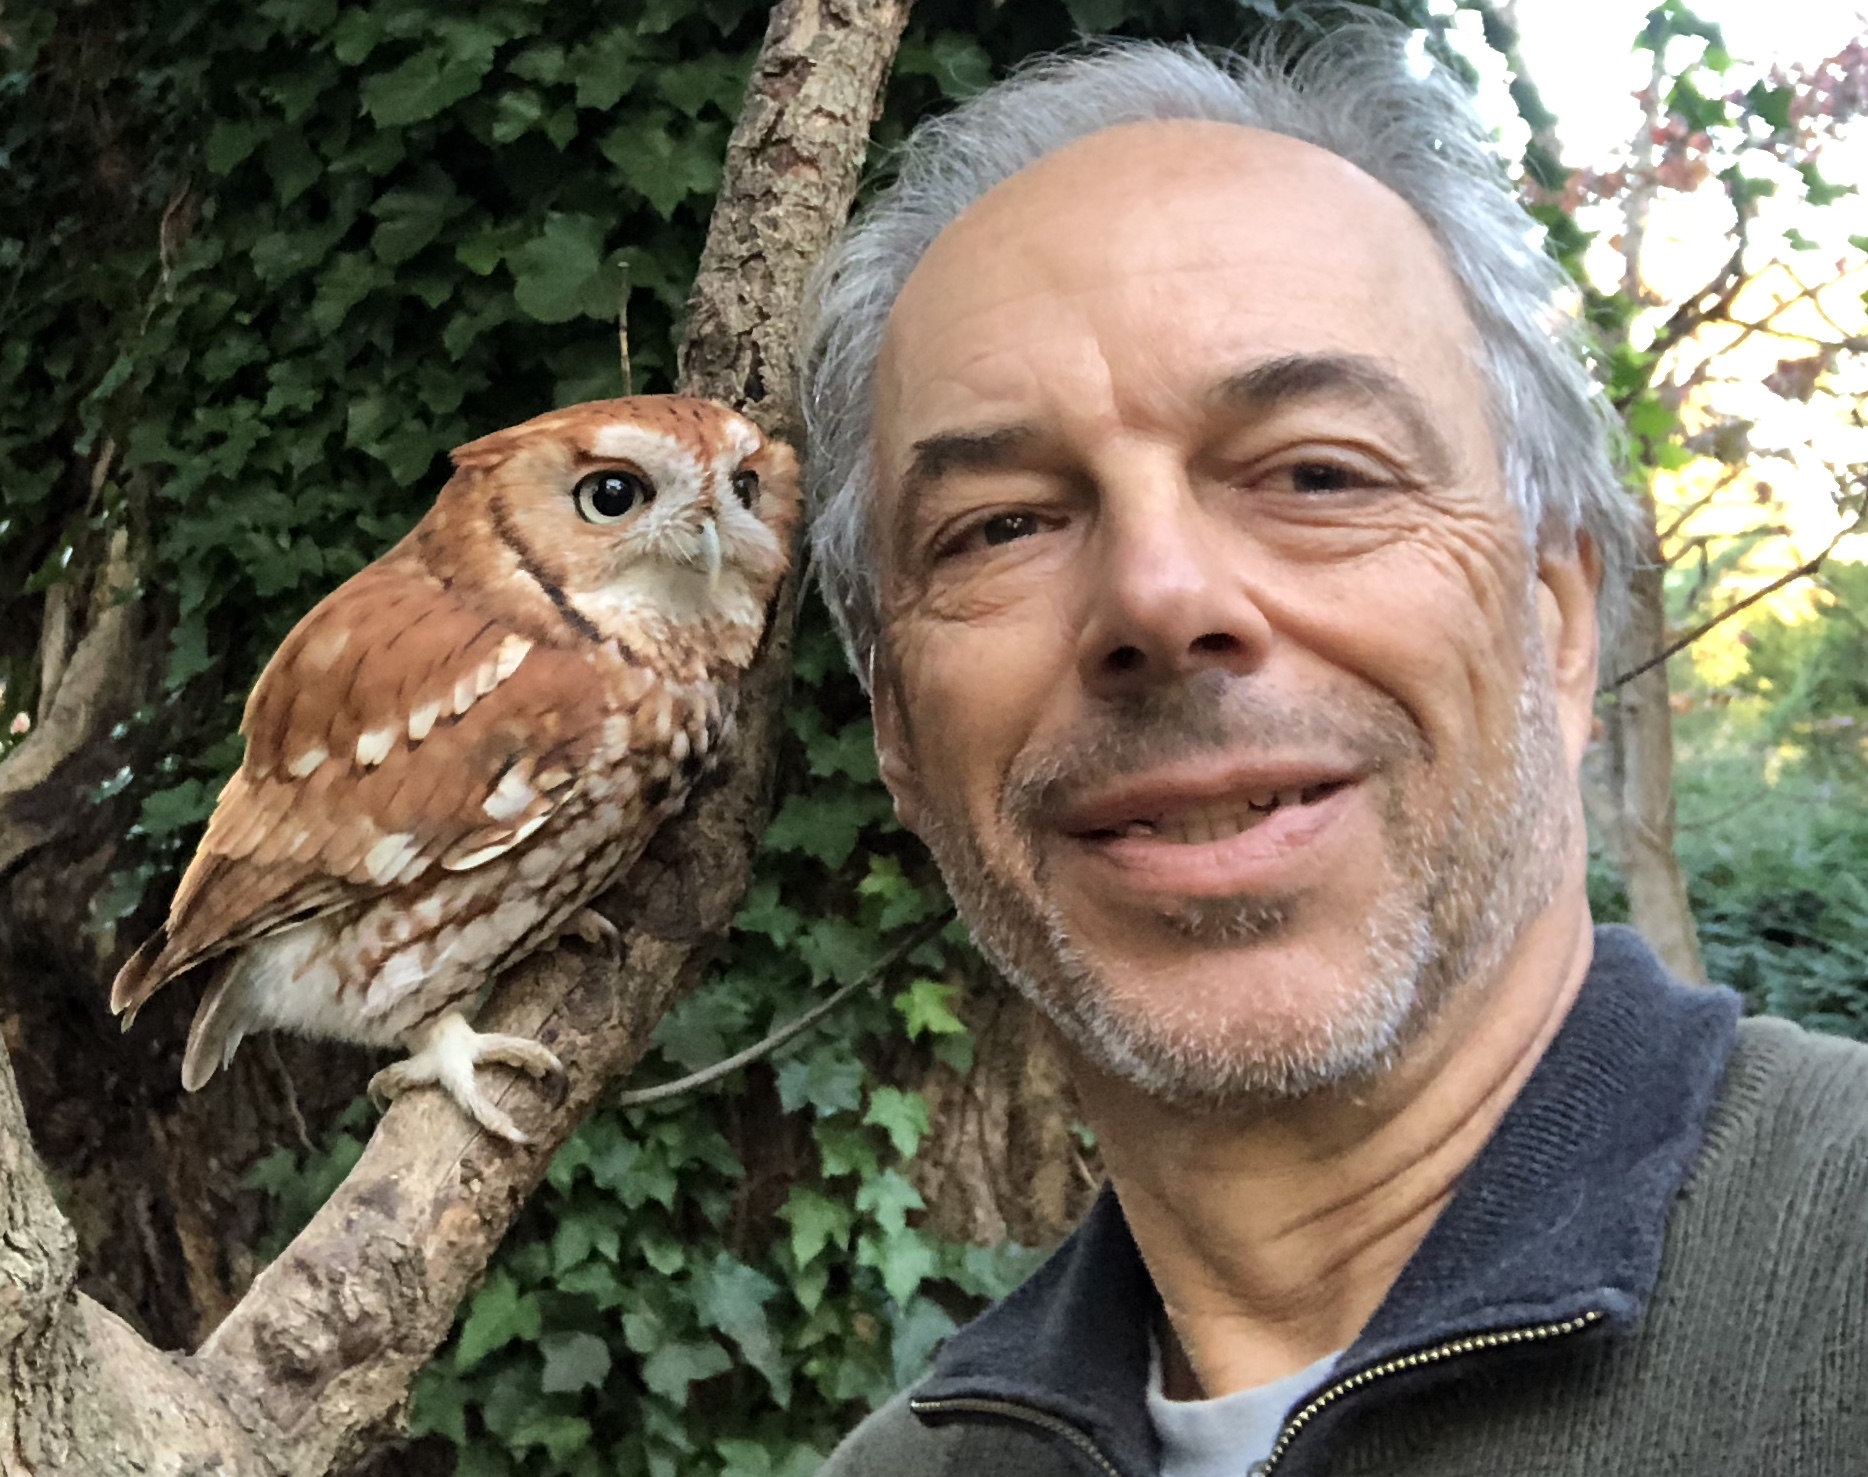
[1286,461,1367,494]
[980,512,1041,546]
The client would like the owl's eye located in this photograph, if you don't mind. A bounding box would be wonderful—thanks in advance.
[731,469,760,508]
[573,469,654,524]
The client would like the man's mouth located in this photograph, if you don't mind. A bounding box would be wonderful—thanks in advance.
[1078,780,1352,844]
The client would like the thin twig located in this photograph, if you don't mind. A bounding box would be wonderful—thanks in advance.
[612,911,952,1108]
[1656,464,1742,547]
[1608,521,1860,688]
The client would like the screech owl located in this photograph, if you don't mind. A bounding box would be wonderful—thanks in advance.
[110,396,800,1143]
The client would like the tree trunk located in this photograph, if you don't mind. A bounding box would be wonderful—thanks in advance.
[1598,508,1707,983]
[1583,38,1707,983]
[0,1,911,1468]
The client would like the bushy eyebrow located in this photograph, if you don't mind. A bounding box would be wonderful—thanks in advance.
[898,424,1038,507]
[1213,353,1457,481]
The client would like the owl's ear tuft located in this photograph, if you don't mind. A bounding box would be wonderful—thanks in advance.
[450,425,527,472]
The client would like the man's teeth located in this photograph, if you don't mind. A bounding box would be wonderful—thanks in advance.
[1116,787,1322,843]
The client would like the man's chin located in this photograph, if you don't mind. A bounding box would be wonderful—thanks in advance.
[999,925,1435,1110]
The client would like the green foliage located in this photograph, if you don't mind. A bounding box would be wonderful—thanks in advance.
[1592,559,1868,1045]
[1725,563,1868,770]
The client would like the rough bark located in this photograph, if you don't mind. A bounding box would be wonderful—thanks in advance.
[0,0,911,1469]
[909,981,1099,1250]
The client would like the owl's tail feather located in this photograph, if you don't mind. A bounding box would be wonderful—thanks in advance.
[182,962,249,1091]
[110,925,172,1029]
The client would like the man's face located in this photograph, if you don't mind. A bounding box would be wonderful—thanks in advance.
[870,122,1599,1108]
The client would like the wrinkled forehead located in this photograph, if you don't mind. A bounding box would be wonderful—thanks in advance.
[876,120,1484,450]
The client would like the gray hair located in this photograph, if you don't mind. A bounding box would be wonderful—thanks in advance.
[799,16,1639,685]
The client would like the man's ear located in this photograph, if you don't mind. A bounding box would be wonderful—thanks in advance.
[869,650,927,836]
[1535,532,1603,768]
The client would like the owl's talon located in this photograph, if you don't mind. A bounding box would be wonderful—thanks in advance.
[562,907,621,956]
[376,1013,558,1144]
[474,1032,565,1081]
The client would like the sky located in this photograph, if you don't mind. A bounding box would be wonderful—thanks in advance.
[1503,0,1868,166]
[1444,0,1868,590]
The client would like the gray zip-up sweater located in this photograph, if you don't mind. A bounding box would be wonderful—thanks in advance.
[821,927,1868,1476]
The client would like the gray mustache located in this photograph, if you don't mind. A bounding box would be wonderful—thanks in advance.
[1002,673,1423,828]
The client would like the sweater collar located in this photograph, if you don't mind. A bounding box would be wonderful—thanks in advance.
[914,926,1741,1476]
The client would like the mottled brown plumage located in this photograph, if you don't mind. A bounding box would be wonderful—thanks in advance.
[111,395,799,1141]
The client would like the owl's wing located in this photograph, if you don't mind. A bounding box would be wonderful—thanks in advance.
[110,553,638,1022]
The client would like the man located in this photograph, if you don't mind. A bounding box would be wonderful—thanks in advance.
[799,17,1868,1477]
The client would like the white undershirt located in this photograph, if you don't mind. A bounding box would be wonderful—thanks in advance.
[1146,1336,1343,1477]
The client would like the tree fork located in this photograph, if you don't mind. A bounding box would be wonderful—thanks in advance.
[0,1,912,1470]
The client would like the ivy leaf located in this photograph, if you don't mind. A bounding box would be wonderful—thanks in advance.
[774,1047,864,1118]
[640,1339,732,1403]
[138,779,213,837]
[893,979,966,1041]
[798,916,883,986]
[1063,0,1128,30]
[205,120,266,175]
[656,55,750,118]
[491,88,546,144]
[569,28,644,110]
[858,1227,939,1306]
[855,1168,925,1237]
[370,172,461,265]
[508,1411,592,1463]
[508,212,608,324]
[640,1227,687,1276]
[600,111,723,219]
[691,1253,788,1402]
[538,1330,613,1394]
[863,1088,930,1159]
[717,1438,826,1477]
[261,130,322,207]
[510,42,567,85]
[815,1120,880,1180]
[551,1205,621,1274]
[407,1364,470,1444]
[329,7,385,63]
[361,46,495,129]
[555,1260,626,1310]
[734,878,803,944]
[456,1271,542,1371]
[896,34,993,100]
[778,1186,854,1266]
[889,1296,958,1386]
[652,985,741,1072]
[585,1134,641,1194]
[764,789,887,869]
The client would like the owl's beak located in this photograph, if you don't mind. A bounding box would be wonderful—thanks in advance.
[700,517,722,595]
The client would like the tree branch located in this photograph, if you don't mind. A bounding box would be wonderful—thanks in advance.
[1608,519,1861,689]
[612,911,950,1109]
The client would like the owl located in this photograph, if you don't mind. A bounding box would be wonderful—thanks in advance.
[110,396,800,1143]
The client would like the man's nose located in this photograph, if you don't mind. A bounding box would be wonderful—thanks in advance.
[1076,466,1272,695]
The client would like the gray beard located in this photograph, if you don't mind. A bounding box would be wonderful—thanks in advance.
[912,648,1571,1113]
